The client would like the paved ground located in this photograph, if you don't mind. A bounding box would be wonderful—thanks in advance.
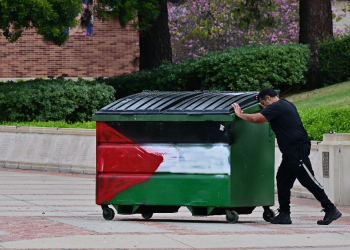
[0,168,349,250]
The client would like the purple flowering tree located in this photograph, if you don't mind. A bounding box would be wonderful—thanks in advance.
[168,0,299,62]
[332,0,350,37]
[169,0,349,63]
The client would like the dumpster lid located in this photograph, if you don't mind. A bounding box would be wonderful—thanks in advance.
[95,91,259,115]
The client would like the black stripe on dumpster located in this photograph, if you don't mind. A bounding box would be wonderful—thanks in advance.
[104,121,236,144]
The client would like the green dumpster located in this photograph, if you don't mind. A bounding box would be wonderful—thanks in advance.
[92,91,275,223]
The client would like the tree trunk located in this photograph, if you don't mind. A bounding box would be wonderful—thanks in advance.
[138,0,172,70]
[299,0,333,89]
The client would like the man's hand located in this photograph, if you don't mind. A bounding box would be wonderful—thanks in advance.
[231,103,243,117]
[231,102,268,124]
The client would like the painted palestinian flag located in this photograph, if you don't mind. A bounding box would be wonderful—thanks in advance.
[96,121,231,204]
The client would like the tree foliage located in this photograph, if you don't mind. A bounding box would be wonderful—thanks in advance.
[95,0,160,31]
[0,0,82,46]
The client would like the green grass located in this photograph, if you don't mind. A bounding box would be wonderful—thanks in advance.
[1,120,96,129]
[284,81,350,110]
[282,81,350,140]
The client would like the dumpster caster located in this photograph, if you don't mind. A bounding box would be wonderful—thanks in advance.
[262,208,275,222]
[141,213,153,220]
[225,210,239,224]
[102,206,115,220]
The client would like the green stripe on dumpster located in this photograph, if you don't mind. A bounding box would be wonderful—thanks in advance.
[107,174,231,207]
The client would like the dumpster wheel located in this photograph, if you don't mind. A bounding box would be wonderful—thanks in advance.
[225,210,239,224]
[102,206,115,220]
[141,213,153,220]
[262,208,275,222]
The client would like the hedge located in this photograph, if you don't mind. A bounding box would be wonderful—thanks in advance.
[95,44,311,99]
[299,108,350,141]
[0,78,115,122]
[319,35,350,86]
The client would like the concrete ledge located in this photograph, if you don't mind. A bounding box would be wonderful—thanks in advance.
[57,128,96,136]
[323,133,350,141]
[0,126,17,133]
[0,126,96,136]
[32,164,46,171]
[18,163,33,170]
[45,165,59,173]
[33,127,58,134]
[0,126,96,175]
[58,165,73,173]
[4,162,19,169]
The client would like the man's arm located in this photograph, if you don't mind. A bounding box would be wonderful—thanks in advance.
[231,103,268,124]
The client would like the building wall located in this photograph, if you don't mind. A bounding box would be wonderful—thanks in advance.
[0,18,139,79]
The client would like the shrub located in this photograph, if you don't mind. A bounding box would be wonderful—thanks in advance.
[0,78,115,122]
[96,44,311,99]
[198,44,311,91]
[299,108,350,141]
[319,35,350,85]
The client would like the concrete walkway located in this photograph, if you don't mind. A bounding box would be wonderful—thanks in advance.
[0,168,349,250]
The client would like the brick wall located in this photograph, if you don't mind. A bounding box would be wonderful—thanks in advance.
[0,18,139,78]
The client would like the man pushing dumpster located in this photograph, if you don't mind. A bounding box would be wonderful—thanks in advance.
[231,88,342,225]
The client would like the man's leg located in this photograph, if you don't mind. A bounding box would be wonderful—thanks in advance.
[269,158,296,224]
[296,161,335,210]
[276,161,297,213]
[295,143,341,225]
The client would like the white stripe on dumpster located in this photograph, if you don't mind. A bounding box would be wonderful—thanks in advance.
[141,144,230,174]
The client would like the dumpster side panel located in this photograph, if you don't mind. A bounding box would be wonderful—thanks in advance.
[105,174,230,207]
[229,119,275,207]
[96,121,231,206]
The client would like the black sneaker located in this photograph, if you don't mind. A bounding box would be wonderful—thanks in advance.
[317,208,342,225]
[269,209,292,224]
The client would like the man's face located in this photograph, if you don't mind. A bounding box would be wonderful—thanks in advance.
[259,96,271,108]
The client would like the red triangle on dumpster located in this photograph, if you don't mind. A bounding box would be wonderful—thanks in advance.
[96,122,164,204]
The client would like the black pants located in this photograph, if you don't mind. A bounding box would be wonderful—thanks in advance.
[277,143,335,213]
